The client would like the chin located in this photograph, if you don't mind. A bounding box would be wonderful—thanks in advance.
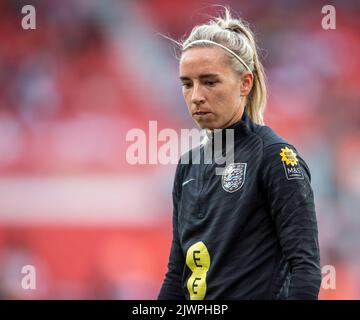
[194,119,217,130]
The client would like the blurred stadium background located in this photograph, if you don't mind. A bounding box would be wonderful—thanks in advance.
[0,0,359,299]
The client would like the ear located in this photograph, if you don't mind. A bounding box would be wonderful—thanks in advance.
[239,72,254,97]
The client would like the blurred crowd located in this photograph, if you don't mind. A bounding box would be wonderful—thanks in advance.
[0,0,359,299]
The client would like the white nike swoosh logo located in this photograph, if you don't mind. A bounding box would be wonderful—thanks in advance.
[182,178,195,186]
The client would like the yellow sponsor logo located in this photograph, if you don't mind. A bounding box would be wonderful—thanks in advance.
[186,241,210,300]
[280,146,299,166]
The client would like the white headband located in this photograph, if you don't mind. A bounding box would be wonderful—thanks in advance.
[183,39,252,73]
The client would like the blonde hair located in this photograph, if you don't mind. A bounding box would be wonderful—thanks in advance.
[178,7,267,125]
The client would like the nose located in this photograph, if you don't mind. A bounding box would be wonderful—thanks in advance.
[191,83,205,105]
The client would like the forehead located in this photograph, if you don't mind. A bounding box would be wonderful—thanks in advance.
[179,47,231,77]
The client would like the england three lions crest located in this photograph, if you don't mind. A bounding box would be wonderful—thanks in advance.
[222,163,247,193]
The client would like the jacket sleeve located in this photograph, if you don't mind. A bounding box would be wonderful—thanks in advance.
[158,163,186,300]
[260,143,321,300]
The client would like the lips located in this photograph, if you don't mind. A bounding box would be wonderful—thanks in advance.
[194,111,211,116]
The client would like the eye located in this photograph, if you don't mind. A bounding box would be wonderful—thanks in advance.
[204,80,218,86]
[182,82,192,89]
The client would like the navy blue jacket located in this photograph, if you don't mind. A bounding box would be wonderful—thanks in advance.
[158,112,321,300]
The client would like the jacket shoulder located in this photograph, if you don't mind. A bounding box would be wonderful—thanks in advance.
[253,124,311,180]
[253,125,289,148]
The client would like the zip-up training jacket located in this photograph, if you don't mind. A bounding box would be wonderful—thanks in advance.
[158,112,321,300]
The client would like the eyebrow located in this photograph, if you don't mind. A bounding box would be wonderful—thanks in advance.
[179,73,220,81]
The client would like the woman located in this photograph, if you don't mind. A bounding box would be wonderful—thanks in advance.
[158,7,321,300]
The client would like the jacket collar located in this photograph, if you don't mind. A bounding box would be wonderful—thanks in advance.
[205,111,254,143]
